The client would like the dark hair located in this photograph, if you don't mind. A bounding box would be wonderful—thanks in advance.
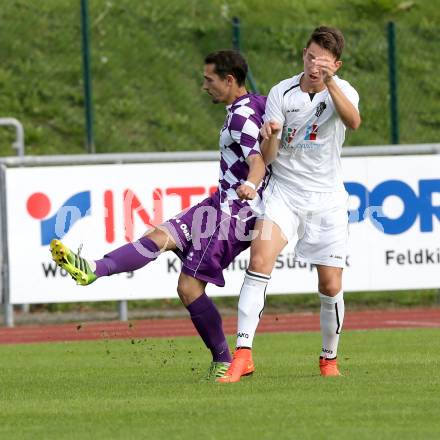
[306,26,345,60]
[204,50,248,86]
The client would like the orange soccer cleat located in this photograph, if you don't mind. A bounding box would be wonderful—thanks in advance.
[319,357,341,377]
[216,348,255,383]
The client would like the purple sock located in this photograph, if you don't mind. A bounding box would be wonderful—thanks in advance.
[187,293,232,363]
[94,236,161,277]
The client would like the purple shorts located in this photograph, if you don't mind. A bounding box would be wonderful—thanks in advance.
[164,192,255,287]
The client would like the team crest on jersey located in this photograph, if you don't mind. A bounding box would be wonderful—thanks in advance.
[304,124,319,140]
[315,101,327,117]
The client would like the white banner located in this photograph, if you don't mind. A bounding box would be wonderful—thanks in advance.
[5,155,440,304]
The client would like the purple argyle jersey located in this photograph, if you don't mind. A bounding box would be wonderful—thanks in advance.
[162,94,268,286]
[218,93,269,218]
[164,191,255,287]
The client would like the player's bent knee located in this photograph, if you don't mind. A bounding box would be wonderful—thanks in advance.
[177,275,205,306]
[177,278,191,300]
[142,226,176,252]
[248,253,270,274]
[318,282,342,297]
[142,226,160,240]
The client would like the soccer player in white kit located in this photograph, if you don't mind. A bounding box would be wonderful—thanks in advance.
[219,26,361,382]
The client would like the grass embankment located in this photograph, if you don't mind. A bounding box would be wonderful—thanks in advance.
[0,0,439,155]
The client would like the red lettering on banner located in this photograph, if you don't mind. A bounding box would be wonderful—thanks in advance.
[104,190,114,243]
[123,189,163,241]
[166,186,205,210]
[103,186,216,242]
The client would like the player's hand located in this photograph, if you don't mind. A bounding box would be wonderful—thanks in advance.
[260,120,282,140]
[236,184,257,200]
[312,56,340,84]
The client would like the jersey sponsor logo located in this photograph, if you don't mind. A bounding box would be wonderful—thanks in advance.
[286,108,300,113]
[295,142,323,150]
[282,124,321,149]
[345,179,440,234]
[304,123,319,141]
[287,127,297,143]
[315,101,327,117]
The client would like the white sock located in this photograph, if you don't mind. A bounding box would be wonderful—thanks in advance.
[319,290,345,359]
[236,270,270,348]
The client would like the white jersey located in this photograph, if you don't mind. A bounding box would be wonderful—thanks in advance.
[265,73,359,193]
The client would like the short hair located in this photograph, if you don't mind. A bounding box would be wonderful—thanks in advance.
[306,26,345,60]
[204,50,248,86]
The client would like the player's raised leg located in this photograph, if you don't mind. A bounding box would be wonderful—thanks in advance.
[177,273,232,381]
[50,226,176,286]
[317,265,344,376]
[218,219,287,383]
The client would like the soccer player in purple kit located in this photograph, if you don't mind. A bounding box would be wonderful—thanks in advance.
[50,50,269,381]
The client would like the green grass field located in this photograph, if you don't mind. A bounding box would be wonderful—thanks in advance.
[1,328,439,439]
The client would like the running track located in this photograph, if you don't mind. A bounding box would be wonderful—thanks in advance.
[0,308,439,344]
